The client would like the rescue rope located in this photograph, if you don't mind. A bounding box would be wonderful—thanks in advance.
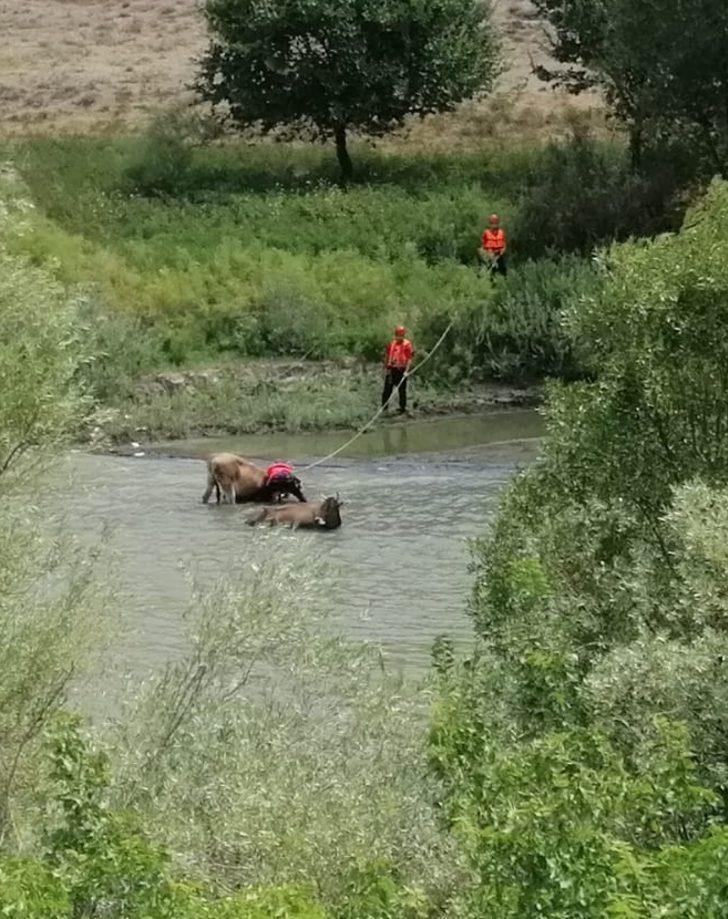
[300,319,454,471]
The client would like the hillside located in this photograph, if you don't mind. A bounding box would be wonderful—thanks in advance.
[0,0,600,138]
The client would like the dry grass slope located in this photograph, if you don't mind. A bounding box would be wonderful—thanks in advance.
[0,0,603,142]
[0,0,205,133]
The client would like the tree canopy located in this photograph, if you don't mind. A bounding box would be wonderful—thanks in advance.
[198,0,498,178]
[533,0,728,171]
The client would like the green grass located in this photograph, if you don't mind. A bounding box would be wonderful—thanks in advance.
[1,128,682,439]
[4,135,519,372]
[91,362,459,443]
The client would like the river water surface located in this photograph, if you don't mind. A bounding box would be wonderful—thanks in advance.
[65,410,542,683]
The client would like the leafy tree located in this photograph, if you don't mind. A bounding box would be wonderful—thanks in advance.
[430,179,728,914]
[198,0,497,179]
[0,249,89,487]
[430,710,717,916]
[532,0,728,171]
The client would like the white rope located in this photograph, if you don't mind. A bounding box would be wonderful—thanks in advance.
[300,320,454,471]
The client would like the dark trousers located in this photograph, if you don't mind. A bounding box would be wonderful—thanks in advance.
[382,368,408,412]
[259,474,306,503]
[491,254,507,277]
[480,251,507,277]
[488,254,508,277]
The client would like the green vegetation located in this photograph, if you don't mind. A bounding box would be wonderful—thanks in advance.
[4,0,728,911]
[0,200,453,916]
[199,0,498,179]
[1,123,687,440]
[8,171,728,915]
[534,0,728,170]
[430,180,728,915]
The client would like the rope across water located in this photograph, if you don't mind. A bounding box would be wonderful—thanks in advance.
[300,320,454,471]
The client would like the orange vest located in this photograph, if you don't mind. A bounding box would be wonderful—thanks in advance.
[483,228,506,253]
[385,339,413,369]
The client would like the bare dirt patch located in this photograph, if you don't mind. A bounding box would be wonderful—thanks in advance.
[0,0,602,141]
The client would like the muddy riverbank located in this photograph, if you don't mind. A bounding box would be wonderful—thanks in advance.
[86,358,543,450]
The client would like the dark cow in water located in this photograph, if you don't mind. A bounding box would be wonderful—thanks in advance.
[247,496,342,530]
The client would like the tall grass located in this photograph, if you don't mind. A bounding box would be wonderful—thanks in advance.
[1,126,691,419]
[108,554,459,906]
[0,179,112,850]
[101,370,382,442]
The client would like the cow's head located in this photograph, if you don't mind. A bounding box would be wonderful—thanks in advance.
[317,494,343,529]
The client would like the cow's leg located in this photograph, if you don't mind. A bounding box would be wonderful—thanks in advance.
[223,483,235,505]
[202,469,215,504]
[215,481,221,504]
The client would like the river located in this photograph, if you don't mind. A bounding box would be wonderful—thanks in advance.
[64,409,542,685]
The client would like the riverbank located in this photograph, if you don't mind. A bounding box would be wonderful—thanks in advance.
[86,357,542,449]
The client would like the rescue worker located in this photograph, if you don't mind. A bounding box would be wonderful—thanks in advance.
[479,213,508,277]
[381,325,414,415]
[262,461,306,503]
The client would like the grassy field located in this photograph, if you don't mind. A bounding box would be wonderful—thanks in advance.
[9,137,506,364]
[0,0,618,444]
[1,126,684,441]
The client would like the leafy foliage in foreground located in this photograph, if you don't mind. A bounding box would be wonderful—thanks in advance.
[431,180,728,915]
[0,717,327,918]
[0,233,89,482]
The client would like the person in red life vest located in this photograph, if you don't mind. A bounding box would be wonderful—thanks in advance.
[479,213,508,277]
[382,325,414,415]
[262,461,306,503]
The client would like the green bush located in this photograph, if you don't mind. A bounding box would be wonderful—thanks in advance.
[334,860,430,919]
[124,109,222,197]
[429,179,728,915]
[0,717,329,919]
[0,246,91,484]
[513,131,687,259]
[422,255,597,384]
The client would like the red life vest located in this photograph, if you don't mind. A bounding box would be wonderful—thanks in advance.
[482,228,506,253]
[266,462,293,482]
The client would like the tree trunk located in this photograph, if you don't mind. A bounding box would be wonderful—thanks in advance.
[334,124,353,183]
[628,122,644,172]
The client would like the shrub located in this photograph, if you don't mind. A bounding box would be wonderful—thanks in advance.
[125,108,221,197]
[430,179,728,915]
[513,130,687,259]
[0,248,90,486]
[109,556,453,904]
[422,255,597,384]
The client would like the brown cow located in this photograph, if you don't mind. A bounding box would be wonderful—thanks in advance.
[247,496,342,530]
[201,453,267,505]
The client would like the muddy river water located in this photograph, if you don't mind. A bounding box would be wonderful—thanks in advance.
[64,410,543,682]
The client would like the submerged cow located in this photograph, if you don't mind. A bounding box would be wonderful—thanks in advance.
[202,453,267,505]
[247,496,343,530]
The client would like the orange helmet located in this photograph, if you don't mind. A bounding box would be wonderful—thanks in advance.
[489,213,500,225]
[394,325,406,337]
